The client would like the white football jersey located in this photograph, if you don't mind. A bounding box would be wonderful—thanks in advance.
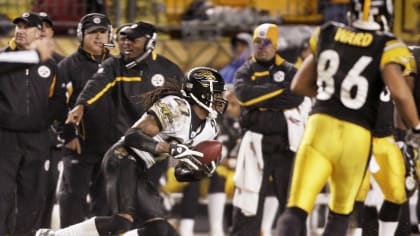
[129,95,219,168]
[149,95,219,146]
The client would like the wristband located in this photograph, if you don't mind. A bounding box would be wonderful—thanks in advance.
[413,123,420,132]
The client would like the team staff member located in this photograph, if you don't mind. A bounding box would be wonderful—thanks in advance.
[0,37,55,73]
[38,12,64,63]
[57,12,114,227]
[66,21,184,193]
[36,11,67,228]
[276,0,420,235]
[0,12,64,236]
[231,23,305,236]
[67,21,184,140]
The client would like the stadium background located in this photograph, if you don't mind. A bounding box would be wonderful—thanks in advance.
[0,0,418,72]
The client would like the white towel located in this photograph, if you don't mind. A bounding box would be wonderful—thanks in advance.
[284,97,312,152]
[233,131,264,216]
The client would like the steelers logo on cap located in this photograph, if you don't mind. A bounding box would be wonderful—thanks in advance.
[93,17,101,24]
[22,12,30,17]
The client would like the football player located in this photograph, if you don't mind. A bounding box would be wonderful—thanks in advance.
[276,0,420,235]
[347,1,412,234]
[352,87,409,236]
[36,67,226,236]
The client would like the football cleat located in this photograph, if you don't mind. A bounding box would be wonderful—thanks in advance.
[35,228,56,236]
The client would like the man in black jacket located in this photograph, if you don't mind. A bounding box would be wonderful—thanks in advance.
[67,21,184,138]
[0,12,65,236]
[57,12,114,227]
[66,21,184,193]
[0,37,55,73]
[231,23,306,236]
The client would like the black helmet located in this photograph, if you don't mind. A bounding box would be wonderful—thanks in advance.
[184,67,227,118]
[349,0,393,31]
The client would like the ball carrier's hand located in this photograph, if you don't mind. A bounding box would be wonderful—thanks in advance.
[169,144,203,159]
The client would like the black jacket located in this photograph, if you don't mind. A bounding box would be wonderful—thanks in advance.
[0,41,65,132]
[58,47,113,154]
[234,54,303,135]
[75,51,184,141]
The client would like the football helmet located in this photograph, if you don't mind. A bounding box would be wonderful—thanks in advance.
[183,67,227,118]
[349,0,394,31]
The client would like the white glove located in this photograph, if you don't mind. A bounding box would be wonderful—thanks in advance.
[169,144,203,159]
[406,128,420,149]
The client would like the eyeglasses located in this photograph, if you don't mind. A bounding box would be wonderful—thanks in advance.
[253,38,272,48]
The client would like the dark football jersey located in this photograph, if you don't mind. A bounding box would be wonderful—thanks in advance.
[309,22,411,129]
[411,47,420,116]
[372,87,393,137]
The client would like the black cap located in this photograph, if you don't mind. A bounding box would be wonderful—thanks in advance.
[120,21,156,40]
[81,13,110,33]
[116,23,134,36]
[13,12,42,30]
[38,12,53,27]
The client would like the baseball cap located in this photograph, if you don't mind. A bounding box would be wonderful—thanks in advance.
[13,12,42,30]
[253,23,279,48]
[120,21,156,40]
[82,13,110,33]
[232,32,252,48]
[38,12,53,27]
[116,23,134,36]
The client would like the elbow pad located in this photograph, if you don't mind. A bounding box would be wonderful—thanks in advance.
[123,128,158,154]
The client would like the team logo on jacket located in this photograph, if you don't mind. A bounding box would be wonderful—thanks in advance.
[273,71,285,82]
[151,74,165,87]
[38,65,51,78]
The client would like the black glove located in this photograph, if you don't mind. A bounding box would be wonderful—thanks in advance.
[169,144,203,159]
[174,156,216,182]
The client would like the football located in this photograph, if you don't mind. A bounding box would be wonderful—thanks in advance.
[193,140,223,165]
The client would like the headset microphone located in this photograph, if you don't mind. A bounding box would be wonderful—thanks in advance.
[125,48,152,69]
[103,43,115,49]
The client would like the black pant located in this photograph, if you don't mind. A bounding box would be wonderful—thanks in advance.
[0,128,49,236]
[40,147,63,228]
[103,144,167,221]
[59,149,109,227]
[231,148,295,236]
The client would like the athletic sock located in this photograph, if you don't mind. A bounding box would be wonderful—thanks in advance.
[378,221,398,236]
[261,196,278,236]
[208,193,226,236]
[122,229,139,236]
[178,218,194,236]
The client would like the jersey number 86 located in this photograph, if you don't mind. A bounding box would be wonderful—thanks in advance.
[317,49,372,110]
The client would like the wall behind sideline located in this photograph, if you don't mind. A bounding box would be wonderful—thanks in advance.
[0,36,232,73]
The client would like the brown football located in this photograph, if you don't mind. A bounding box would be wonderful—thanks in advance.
[193,140,223,165]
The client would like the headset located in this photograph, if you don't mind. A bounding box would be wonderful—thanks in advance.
[76,13,113,43]
[125,32,157,69]
[145,32,157,51]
